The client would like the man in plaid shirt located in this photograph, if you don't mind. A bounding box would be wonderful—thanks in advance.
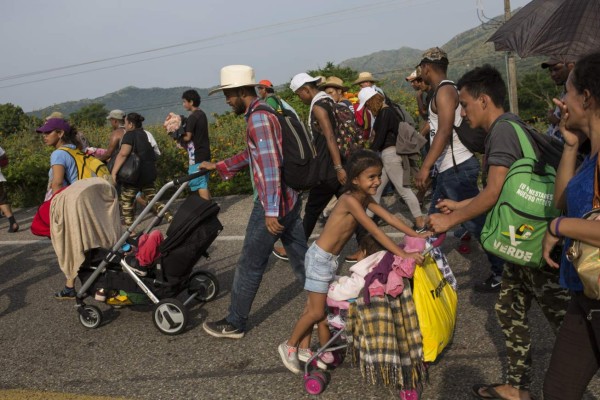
[201,65,307,339]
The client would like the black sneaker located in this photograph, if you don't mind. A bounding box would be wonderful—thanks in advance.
[54,286,76,300]
[474,274,502,293]
[203,318,245,339]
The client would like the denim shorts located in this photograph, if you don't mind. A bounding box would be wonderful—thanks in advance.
[188,163,208,191]
[304,242,339,294]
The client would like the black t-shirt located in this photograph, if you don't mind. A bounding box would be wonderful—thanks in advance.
[485,113,541,172]
[372,106,399,152]
[186,109,210,164]
[312,99,338,181]
[121,128,157,186]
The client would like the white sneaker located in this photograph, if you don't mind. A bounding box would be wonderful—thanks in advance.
[298,348,334,369]
[278,342,301,374]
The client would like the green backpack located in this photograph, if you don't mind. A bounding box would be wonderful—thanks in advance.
[480,120,561,268]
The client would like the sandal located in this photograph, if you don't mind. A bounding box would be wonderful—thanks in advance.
[8,222,19,233]
[54,286,76,300]
[471,384,505,399]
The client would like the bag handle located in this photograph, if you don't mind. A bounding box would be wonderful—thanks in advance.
[594,154,600,209]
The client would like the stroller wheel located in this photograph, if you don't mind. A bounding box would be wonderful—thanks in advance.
[152,298,189,335]
[304,372,327,395]
[187,271,220,302]
[79,305,102,329]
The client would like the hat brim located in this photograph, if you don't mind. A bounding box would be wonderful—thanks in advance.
[353,78,378,85]
[209,83,258,95]
[318,83,349,91]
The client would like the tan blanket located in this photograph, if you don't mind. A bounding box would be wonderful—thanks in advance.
[50,178,122,280]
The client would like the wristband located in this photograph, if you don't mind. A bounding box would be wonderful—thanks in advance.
[547,220,558,238]
[554,216,565,238]
[334,165,343,171]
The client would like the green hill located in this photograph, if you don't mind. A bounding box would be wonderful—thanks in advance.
[29,86,232,125]
[340,16,545,90]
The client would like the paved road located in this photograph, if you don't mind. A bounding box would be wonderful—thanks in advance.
[1,194,599,400]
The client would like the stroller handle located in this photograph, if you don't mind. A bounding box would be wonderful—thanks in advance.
[174,168,209,186]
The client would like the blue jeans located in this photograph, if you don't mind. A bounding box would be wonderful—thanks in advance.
[428,157,504,276]
[227,199,307,331]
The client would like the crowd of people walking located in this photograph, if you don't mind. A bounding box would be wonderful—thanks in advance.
[5,44,600,399]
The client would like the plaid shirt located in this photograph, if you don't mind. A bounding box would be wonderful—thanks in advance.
[216,98,298,218]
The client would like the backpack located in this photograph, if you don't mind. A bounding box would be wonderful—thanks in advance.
[384,94,417,129]
[434,81,486,154]
[59,146,113,184]
[321,98,364,160]
[395,121,427,155]
[268,95,301,122]
[249,105,319,191]
[480,120,561,268]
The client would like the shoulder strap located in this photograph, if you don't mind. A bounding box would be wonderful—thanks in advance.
[503,120,537,160]
[594,155,600,208]
[431,81,457,107]
[58,146,82,181]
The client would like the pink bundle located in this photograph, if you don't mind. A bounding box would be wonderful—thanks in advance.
[163,112,182,133]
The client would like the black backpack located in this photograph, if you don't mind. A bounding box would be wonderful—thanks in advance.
[384,94,417,129]
[433,81,486,154]
[268,95,301,122]
[249,104,319,191]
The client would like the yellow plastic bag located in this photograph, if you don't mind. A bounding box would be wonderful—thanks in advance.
[412,256,458,362]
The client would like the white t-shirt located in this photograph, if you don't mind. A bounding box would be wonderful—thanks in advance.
[428,80,473,173]
[144,130,161,157]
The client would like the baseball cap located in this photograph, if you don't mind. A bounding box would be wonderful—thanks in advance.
[290,73,320,92]
[257,79,273,88]
[541,57,573,69]
[356,87,379,111]
[106,109,126,120]
[36,118,71,133]
[418,47,449,67]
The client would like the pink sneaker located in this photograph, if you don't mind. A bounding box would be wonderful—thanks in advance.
[298,348,334,369]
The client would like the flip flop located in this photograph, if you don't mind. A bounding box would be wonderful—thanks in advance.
[471,384,506,399]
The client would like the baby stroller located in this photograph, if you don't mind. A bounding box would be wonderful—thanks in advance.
[74,170,221,335]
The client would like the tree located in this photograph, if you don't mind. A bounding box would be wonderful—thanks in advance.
[517,72,561,123]
[0,103,27,135]
[70,103,109,127]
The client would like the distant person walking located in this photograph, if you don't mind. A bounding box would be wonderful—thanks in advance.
[0,145,18,233]
[181,89,211,200]
[110,113,169,228]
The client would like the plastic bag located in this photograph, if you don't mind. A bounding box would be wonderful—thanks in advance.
[412,256,457,362]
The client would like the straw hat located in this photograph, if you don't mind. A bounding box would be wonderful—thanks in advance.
[353,71,378,85]
[209,65,257,95]
[45,111,64,121]
[318,76,349,91]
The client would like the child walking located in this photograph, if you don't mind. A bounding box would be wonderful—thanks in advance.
[278,149,429,373]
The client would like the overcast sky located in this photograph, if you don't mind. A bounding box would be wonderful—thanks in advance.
[0,0,530,112]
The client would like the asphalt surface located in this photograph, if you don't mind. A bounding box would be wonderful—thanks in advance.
[1,193,599,400]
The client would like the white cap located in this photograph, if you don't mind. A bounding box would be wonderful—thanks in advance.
[356,87,379,111]
[106,109,125,120]
[290,73,320,92]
